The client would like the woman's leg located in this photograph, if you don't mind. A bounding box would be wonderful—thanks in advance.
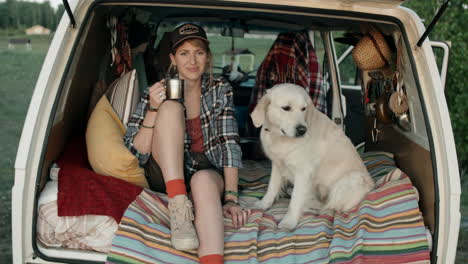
[152,100,199,251]
[152,100,185,182]
[190,170,225,262]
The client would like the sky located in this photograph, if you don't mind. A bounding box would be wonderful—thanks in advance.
[30,0,63,9]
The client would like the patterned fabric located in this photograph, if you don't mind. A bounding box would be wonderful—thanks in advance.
[361,151,397,180]
[106,153,429,264]
[250,31,327,114]
[124,75,243,176]
[106,69,140,128]
[37,201,117,253]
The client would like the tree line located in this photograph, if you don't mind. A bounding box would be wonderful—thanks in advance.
[404,0,467,180]
[0,0,65,32]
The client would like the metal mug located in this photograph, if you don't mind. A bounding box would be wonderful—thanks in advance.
[165,78,184,100]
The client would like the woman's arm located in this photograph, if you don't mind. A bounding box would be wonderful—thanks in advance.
[216,82,243,169]
[132,111,157,154]
[223,166,251,228]
[124,81,166,164]
[223,167,239,201]
[215,81,243,194]
[217,81,250,227]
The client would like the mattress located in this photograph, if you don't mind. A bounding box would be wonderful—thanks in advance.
[106,152,431,263]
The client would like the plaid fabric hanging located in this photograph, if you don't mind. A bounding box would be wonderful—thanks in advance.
[107,16,132,77]
[250,31,327,114]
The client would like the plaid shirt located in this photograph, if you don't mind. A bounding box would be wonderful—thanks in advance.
[250,31,327,114]
[124,75,242,176]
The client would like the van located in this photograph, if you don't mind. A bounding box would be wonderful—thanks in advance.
[12,0,461,263]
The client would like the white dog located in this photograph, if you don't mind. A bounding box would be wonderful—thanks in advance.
[251,83,374,230]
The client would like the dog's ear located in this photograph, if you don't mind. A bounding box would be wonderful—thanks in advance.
[305,95,315,122]
[251,92,271,127]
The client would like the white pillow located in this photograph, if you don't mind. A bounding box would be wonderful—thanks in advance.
[38,181,58,207]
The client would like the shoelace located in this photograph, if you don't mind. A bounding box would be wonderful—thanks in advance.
[170,199,194,230]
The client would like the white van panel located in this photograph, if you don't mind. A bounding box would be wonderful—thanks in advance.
[12,0,82,262]
[399,7,461,264]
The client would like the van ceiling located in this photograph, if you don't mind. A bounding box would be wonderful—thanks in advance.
[100,5,393,32]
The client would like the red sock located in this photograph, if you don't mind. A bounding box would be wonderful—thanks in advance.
[166,179,187,198]
[199,254,223,264]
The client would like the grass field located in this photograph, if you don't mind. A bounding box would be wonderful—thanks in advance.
[0,33,467,263]
[0,34,52,263]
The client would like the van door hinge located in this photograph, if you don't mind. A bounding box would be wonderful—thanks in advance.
[417,0,450,47]
[62,0,77,28]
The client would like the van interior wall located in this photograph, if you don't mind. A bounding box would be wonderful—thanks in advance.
[39,9,110,190]
[365,119,435,232]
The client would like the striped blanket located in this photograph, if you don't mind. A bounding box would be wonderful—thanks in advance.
[106,152,430,263]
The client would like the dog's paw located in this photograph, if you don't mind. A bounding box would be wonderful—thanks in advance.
[253,199,272,210]
[278,214,298,230]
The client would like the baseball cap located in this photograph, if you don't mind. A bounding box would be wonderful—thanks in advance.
[170,23,209,50]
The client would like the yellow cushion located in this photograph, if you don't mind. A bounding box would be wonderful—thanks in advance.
[86,96,149,188]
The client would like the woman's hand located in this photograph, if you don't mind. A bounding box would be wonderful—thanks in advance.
[148,81,167,110]
[223,202,251,228]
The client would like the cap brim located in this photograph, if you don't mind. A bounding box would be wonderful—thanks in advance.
[172,36,209,50]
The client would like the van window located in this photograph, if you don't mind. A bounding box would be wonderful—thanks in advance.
[333,31,360,88]
[210,31,276,75]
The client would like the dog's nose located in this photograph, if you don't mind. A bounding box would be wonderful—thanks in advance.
[295,125,307,137]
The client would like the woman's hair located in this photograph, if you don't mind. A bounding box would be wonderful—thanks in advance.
[171,38,213,85]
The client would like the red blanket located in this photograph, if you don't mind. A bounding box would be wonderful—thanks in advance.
[57,137,143,222]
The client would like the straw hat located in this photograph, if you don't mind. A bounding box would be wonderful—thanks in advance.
[352,30,392,71]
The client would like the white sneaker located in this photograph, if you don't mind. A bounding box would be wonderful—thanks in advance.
[168,195,199,250]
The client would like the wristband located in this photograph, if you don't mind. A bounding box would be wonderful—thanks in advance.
[147,105,158,112]
[223,199,239,206]
[141,123,154,129]
[224,190,238,198]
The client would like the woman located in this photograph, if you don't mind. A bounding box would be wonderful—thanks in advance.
[124,23,250,264]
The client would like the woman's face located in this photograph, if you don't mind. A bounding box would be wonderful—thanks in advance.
[170,40,208,82]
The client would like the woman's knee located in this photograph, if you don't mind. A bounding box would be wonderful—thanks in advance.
[190,170,223,193]
[158,100,184,116]
[153,100,184,137]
